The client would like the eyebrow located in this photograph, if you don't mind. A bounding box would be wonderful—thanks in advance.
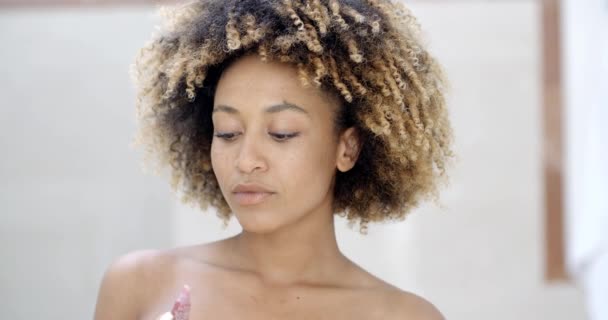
[212,101,310,117]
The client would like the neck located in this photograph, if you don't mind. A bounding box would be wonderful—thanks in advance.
[228,205,347,286]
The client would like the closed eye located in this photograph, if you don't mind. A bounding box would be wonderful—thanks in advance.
[214,132,240,141]
[270,132,299,142]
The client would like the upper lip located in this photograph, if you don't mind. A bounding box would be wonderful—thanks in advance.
[232,183,275,193]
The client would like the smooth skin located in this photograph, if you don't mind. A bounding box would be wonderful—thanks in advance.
[94,54,444,320]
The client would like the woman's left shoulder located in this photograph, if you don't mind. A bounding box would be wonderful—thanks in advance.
[346,263,444,319]
[385,289,445,320]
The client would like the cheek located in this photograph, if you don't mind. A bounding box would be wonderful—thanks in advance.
[279,140,336,192]
[210,144,230,182]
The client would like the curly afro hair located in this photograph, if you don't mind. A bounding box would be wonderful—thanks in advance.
[131,0,453,231]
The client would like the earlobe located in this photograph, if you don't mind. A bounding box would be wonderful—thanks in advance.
[336,127,362,172]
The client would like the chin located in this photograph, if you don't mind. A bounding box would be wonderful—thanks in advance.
[233,210,290,234]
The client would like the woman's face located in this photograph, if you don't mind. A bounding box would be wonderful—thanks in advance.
[210,54,359,233]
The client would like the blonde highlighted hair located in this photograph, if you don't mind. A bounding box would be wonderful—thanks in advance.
[131,0,453,232]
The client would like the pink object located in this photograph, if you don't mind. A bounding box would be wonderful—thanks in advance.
[171,285,191,320]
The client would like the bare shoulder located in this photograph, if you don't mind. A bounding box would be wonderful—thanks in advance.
[386,289,445,320]
[346,263,444,320]
[93,249,179,320]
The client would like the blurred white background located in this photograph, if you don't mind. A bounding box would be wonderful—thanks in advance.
[1,0,604,319]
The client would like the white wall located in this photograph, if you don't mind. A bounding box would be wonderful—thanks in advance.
[0,8,174,319]
[402,4,584,318]
[562,0,608,319]
[0,1,587,320]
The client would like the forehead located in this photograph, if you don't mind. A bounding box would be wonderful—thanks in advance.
[213,54,341,115]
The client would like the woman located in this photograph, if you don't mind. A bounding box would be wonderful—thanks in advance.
[94,0,453,319]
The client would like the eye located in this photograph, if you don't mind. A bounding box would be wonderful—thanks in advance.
[214,132,240,141]
[269,132,299,142]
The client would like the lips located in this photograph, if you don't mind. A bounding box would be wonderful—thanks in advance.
[231,183,275,206]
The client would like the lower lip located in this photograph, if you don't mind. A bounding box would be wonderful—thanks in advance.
[233,192,274,206]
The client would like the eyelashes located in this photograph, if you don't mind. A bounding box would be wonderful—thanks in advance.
[270,132,300,141]
[213,132,300,142]
[213,132,239,141]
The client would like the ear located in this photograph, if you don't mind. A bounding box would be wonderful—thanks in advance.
[336,127,362,172]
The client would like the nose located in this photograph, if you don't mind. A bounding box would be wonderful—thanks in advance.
[235,134,268,174]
